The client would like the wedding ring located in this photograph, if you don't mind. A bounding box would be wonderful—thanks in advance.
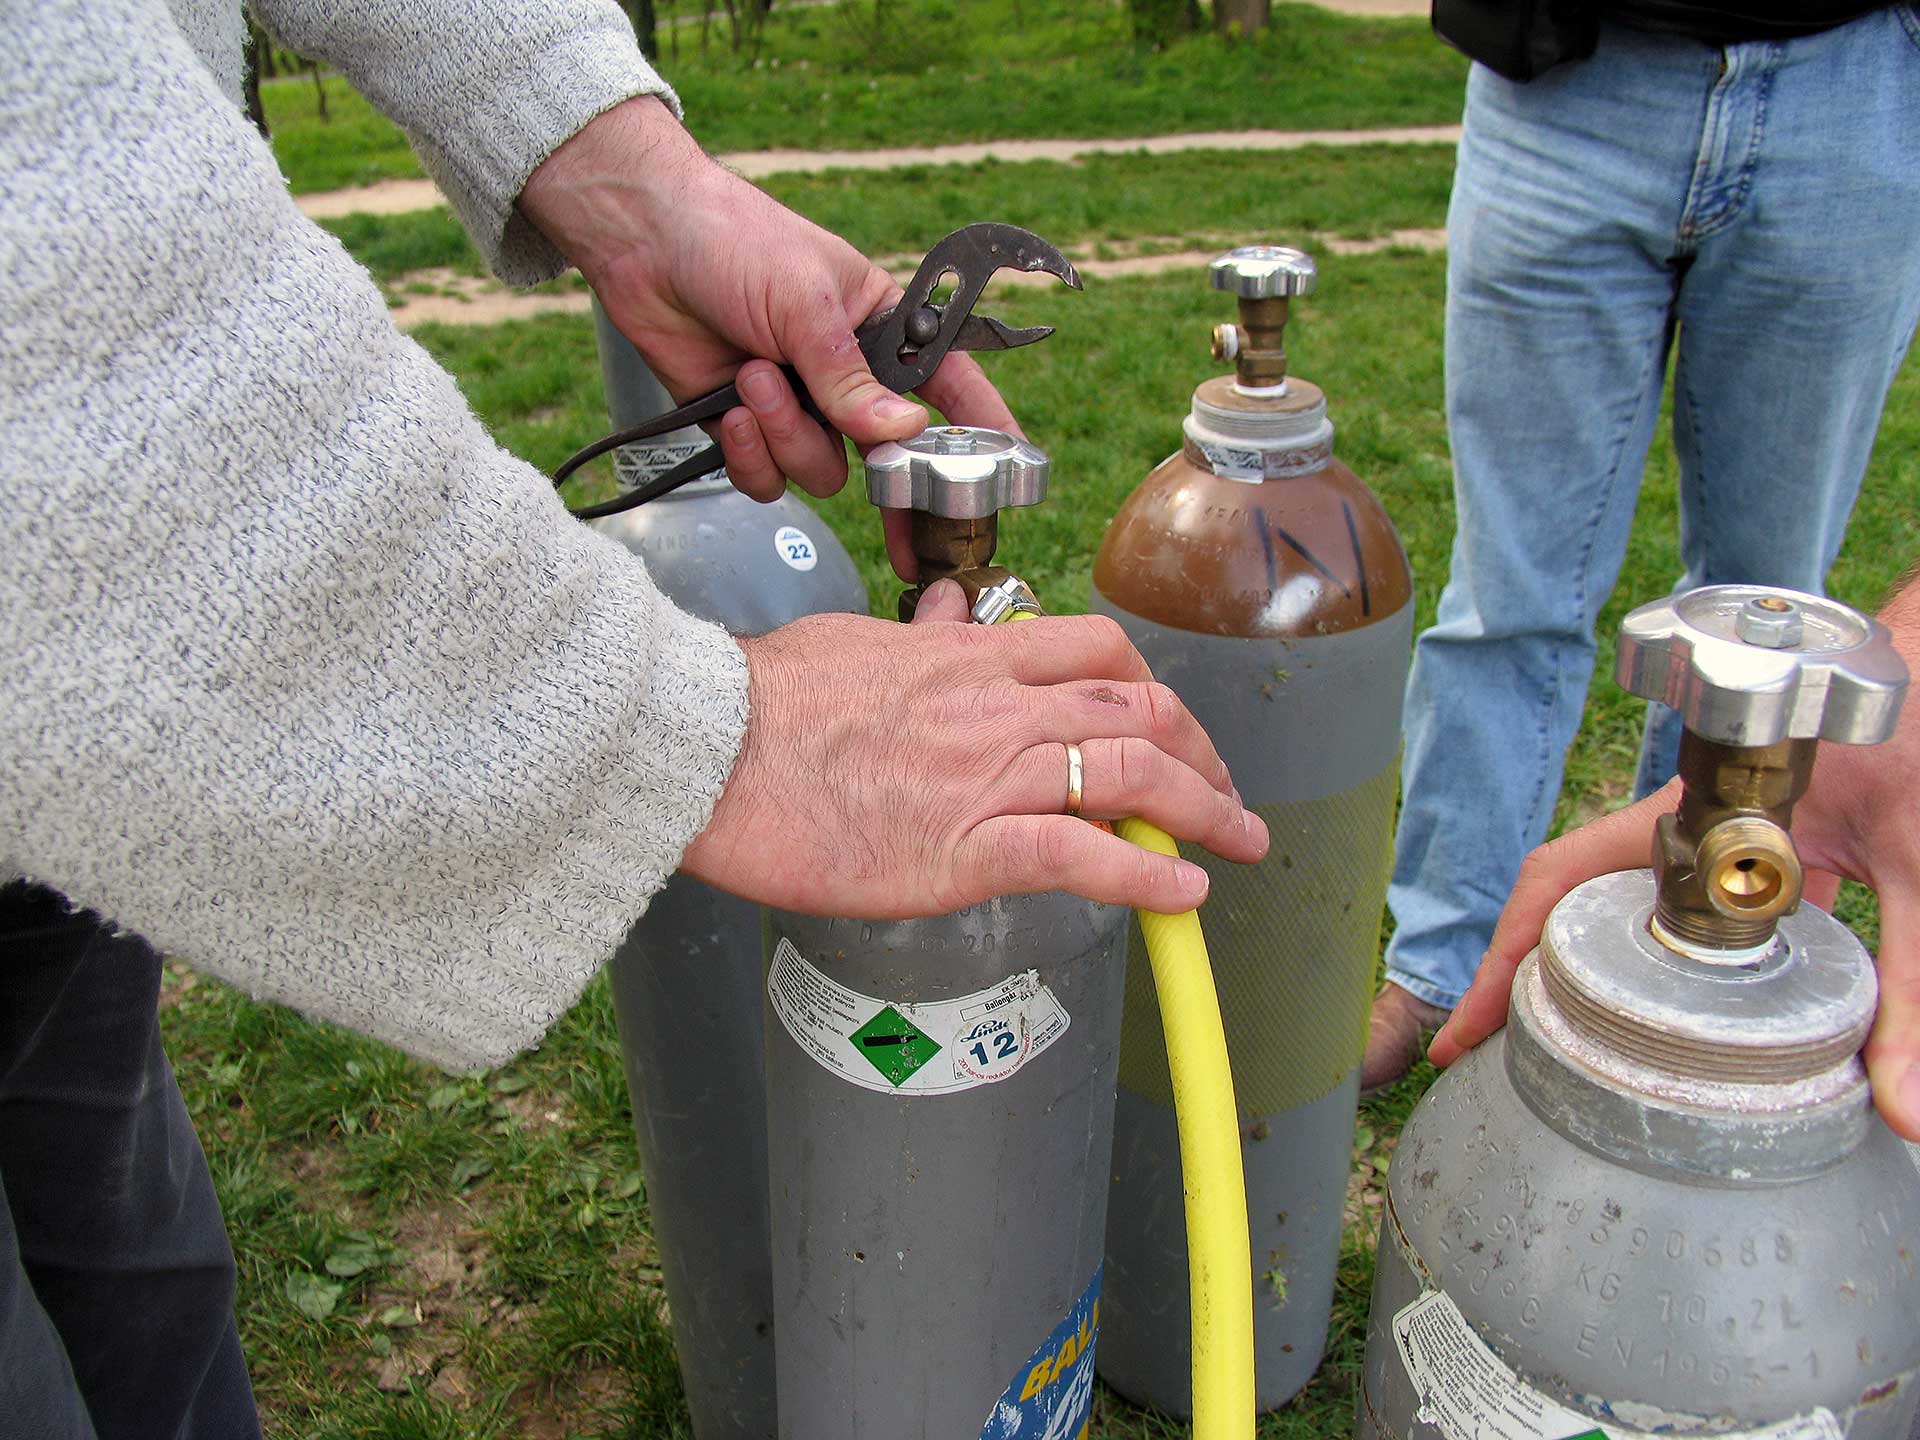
[1063,742,1084,817]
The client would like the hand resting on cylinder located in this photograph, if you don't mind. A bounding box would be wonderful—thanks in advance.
[681,580,1270,919]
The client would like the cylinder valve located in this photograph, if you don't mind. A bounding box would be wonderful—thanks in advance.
[1208,244,1316,392]
[1615,585,1906,957]
[866,424,1049,618]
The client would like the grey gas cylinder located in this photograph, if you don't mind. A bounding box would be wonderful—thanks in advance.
[588,303,868,1440]
[762,428,1128,1440]
[1091,246,1414,1413]
[1360,586,1920,1440]
[763,898,1128,1440]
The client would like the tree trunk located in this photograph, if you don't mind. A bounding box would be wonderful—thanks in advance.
[1125,0,1197,45]
[252,19,279,78]
[626,0,659,59]
[1215,0,1270,33]
[242,22,270,138]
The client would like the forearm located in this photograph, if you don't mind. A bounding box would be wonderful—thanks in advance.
[3,0,747,1071]
[251,0,674,283]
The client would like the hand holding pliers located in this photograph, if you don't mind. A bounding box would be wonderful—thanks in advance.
[552,222,1083,519]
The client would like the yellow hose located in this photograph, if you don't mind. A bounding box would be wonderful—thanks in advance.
[993,602,1255,1438]
[1115,819,1255,1440]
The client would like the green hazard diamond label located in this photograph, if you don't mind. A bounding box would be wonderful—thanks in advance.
[848,1005,941,1087]
[766,938,1070,1096]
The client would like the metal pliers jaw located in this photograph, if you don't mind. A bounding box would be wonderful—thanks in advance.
[551,222,1082,520]
[858,222,1083,394]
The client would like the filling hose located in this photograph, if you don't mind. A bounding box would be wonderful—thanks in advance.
[1115,818,1255,1440]
[993,607,1255,1438]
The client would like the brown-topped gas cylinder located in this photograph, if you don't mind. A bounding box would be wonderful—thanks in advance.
[1093,245,1413,1416]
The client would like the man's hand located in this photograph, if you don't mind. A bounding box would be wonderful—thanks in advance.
[1429,577,1920,1142]
[518,97,1015,577]
[681,581,1269,918]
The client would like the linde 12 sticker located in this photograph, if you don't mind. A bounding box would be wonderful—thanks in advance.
[766,938,1070,1096]
[773,524,818,571]
[1392,1291,1843,1440]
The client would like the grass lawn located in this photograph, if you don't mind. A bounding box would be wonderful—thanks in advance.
[264,0,1466,192]
[163,203,1918,1432]
[322,142,1461,288]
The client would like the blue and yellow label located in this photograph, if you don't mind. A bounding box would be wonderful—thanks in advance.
[980,1267,1101,1440]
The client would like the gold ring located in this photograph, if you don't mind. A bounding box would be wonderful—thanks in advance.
[1063,741,1084,817]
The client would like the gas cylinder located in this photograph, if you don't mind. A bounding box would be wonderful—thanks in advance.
[588,304,868,1440]
[1092,245,1413,1413]
[1359,585,1920,1440]
[763,428,1129,1440]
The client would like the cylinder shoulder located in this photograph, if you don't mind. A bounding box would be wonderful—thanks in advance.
[591,487,869,633]
[1093,450,1411,638]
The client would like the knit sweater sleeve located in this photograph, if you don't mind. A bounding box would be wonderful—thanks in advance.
[0,0,749,1072]
[251,0,677,284]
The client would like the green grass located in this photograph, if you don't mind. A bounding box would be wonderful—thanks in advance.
[171,238,1918,1433]
[265,0,1465,193]
[317,208,483,281]
[325,140,1458,298]
[772,142,1458,256]
[664,0,1466,152]
[263,72,427,194]
[165,967,689,1439]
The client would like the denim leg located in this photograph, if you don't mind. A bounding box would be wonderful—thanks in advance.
[0,881,261,1440]
[1634,7,1920,796]
[1386,33,1723,1009]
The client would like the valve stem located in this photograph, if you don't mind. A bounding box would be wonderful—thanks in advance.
[1649,735,1811,956]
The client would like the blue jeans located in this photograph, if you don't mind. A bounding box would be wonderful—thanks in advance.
[0,883,260,1439]
[1387,9,1920,1010]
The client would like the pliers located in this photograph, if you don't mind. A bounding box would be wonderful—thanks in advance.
[551,222,1084,519]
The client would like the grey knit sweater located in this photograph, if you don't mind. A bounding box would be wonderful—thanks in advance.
[1,0,751,1071]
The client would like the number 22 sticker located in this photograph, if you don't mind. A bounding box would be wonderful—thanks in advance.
[774,524,818,572]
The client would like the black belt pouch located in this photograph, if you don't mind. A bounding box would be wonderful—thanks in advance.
[1432,0,1598,80]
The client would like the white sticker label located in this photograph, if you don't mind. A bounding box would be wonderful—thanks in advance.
[1392,1291,1843,1440]
[774,524,818,571]
[767,937,1070,1095]
[1195,439,1267,482]
[613,437,711,486]
[1189,436,1335,483]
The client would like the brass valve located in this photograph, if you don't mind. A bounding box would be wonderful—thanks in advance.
[1208,245,1317,390]
[1615,586,1907,957]
[865,426,1049,619]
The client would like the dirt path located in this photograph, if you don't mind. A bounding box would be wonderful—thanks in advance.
[384,227,1447,328]
[297,123,1461,221]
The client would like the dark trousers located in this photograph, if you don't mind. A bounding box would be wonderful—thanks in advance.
[0,882,260,1439]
